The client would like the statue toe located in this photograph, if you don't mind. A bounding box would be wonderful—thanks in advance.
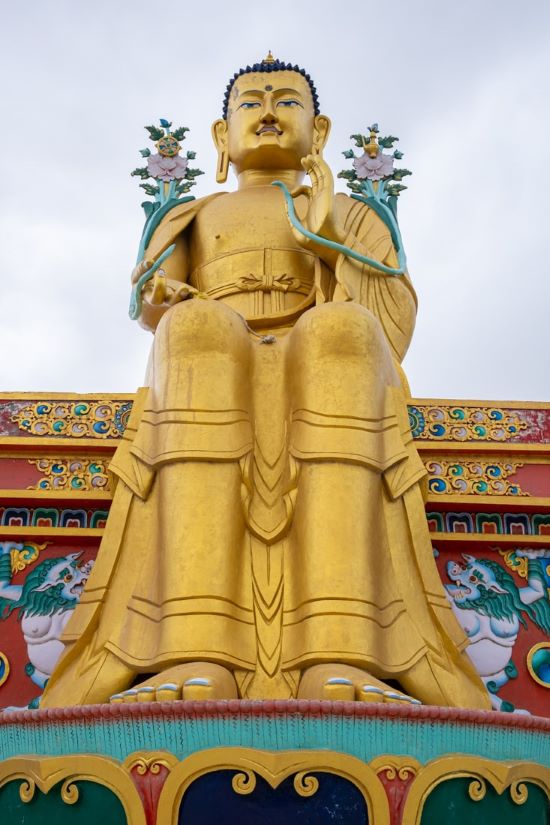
[110,663,237,704]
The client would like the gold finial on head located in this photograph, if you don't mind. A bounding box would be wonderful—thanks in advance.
[263,51,275,64]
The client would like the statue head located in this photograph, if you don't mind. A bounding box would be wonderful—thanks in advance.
[212,54,331,183]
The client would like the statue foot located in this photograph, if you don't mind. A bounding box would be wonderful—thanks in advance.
[109,663,238,703]
[297,664,422,706]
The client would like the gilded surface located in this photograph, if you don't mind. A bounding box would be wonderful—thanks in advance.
[41,58,490,709]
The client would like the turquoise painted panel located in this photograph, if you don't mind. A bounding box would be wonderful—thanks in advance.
[0,712,548,766]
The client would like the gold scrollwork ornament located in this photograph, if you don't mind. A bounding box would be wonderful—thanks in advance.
[231,770,257,795]
[293,771,319,797]
[60,779,79,804]
[468,778,486,801]
[370,755,421,782]
[123,751,178,777]
[156,747,389,825]
[0,756,146,824]
[401,756,550,825]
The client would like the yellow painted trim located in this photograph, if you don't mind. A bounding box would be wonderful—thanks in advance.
[409,397,550,409]
[425,494,550,509]
[430,532,550,545]
[0,438,118,461]
[0,392,136,401]
[526,642,550,688]
[0,651,10,688]
[418,442,550,455]
[1,392,548,408]
[0,527,104,538]
[422,451,550,464]
[0,489,112,501]
[3,437,549,453]
[0,755,146,825]
[156,747,390,825]
[3,439,549,454]
[0,438,117,450]
[2,439,549,456]
[402,756,550,825]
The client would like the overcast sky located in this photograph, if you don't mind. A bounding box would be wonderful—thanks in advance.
[2,0,549,402]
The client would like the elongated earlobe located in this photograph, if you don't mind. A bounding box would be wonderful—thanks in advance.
[212,118,229,184]
[312,114,331,157]
[216,148,229,183]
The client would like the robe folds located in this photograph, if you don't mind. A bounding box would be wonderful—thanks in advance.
[41,193,490,709]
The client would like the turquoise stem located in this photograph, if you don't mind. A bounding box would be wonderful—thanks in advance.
[128,243,176,321]
[272,181,406,276]
[366,184,401,239]
[136,194,195,264]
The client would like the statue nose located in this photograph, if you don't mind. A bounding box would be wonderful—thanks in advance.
[260,97,278,124]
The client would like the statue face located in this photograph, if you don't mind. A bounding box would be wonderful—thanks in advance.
[224,71,318,172]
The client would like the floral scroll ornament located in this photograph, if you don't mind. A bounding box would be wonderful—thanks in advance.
[12,400,132,439]
[27,458,111,492]
[426,460,527,496]
[129,119,204,320]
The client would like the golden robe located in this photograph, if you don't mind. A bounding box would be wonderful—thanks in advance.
[42,190,490,708]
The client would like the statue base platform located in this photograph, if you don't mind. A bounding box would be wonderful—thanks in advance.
[0,700,548,824]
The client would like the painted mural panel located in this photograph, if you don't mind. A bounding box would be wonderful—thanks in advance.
[0,541,98,709]
[437,546,550,714]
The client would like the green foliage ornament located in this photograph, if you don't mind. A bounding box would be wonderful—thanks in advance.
[129,119,204,320]
[337,124,411,268]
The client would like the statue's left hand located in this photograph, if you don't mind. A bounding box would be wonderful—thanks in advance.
[145,271,198,307]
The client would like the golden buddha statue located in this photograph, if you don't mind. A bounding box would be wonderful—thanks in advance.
[41,57,490,710]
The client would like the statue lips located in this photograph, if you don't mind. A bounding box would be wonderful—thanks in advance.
[256,125,283,136]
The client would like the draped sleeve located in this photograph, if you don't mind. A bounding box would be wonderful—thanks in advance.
[332,193,417,363]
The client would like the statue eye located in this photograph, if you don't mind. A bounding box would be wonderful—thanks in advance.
[277,99,301,108]
[239,101,260,110]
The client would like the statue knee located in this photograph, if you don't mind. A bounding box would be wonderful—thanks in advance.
[156,299,250,360]
[291,302,388,363]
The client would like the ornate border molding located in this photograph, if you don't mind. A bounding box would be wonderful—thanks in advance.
[401,756,550,825]
[156,746,389,825]
[0,755,146,823]
[1,700,549,731]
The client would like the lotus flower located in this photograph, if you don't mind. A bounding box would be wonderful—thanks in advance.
[353,151,394,181]
[147,154,188,182]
